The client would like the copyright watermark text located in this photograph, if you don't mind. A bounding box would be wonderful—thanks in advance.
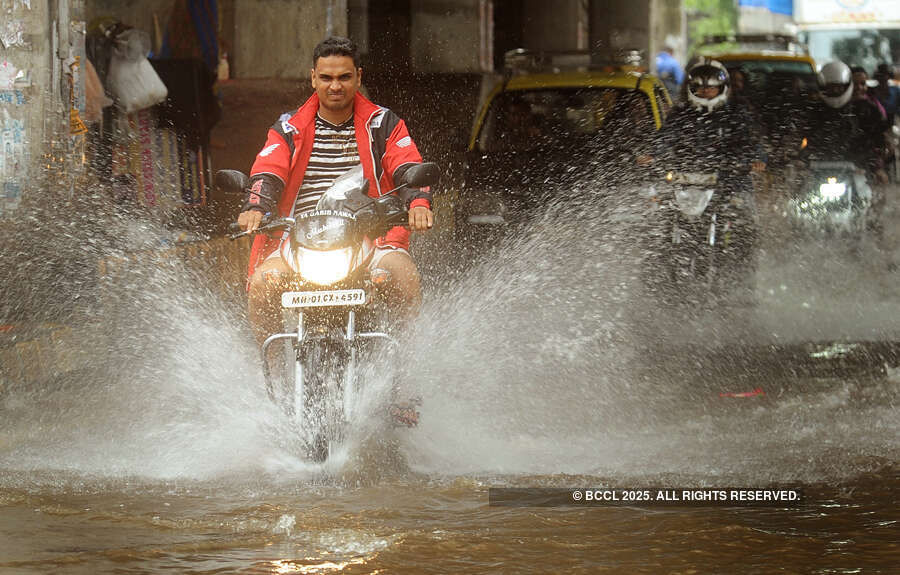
[489,488,804,507]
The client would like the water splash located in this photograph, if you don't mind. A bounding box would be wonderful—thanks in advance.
[399,179,900,483]
[1,178,898,486]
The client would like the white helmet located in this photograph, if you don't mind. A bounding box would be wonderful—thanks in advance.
[818,60,853,108]
[687,58,730,113]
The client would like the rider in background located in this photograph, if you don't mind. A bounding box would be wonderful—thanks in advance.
[873,64,900,123]
[801,61,887,236]
[639,58,766,190]
[851,66,888,122]
[636,58,765,292]
[873,64,900,182]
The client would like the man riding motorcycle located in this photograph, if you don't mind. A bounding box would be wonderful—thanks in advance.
[236,36,433,426]
[800,61,887,237]
[637,59,766,299]
[644,58,766,178]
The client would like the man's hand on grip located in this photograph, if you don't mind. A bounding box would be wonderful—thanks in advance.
[409,206,433,231]
[238,209,264,232]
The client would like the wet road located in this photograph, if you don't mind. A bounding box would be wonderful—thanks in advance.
[1,470,898,574]
[1,446,897,574]
[2,185,900,573]
[2,349,898,574]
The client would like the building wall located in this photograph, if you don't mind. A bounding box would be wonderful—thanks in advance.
[1,0,54,217]
[233,0,347,78]
[591,0,649,62]
[410,0,492,73]
[650,0,685,70]
[86,0,174,52]
[523,0,588,53]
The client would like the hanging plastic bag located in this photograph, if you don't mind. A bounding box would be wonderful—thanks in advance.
[106,29,168,113]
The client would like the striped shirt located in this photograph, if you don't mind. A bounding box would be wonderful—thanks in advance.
[294,114,361,215]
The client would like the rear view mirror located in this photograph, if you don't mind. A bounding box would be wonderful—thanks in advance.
[215,170,250,195]
[400,162,441,188]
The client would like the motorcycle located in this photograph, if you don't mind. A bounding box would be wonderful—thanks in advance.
[783,160,871,238]
[219,163,440,462]
[644,170,757,305]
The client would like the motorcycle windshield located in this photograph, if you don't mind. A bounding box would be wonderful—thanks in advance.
[293,213,357,250]
[673,186,715,216]
[316,164,370,213]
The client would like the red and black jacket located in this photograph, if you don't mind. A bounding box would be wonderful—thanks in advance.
[243,92,429,278]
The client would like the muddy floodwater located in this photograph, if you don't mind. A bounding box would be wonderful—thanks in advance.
[0,469,898,574]
[2,361,898,574]
[3,188,900,573]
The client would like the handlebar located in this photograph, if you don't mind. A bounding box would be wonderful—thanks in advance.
[228,217,294,240]
[228,203,413,242]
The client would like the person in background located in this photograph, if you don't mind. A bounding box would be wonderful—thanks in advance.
[655,46,684,102]
[850,65,890,185]
[873,64,899,122]
[851,66,887,122]
[804,61,888,240]
[872,64,900,183]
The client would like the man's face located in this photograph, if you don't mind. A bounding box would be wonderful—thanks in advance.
[311,55,361,116]
[852,72,868,98]
[695,85,721,100]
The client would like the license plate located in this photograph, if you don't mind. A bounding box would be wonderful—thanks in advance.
[281,289,366,308]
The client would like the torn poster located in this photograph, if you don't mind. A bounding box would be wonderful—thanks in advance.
[0,20,30,50]
[0,61,18,90]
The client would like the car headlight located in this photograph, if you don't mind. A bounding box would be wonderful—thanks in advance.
[819,178,847,201]
[295,246,354,285]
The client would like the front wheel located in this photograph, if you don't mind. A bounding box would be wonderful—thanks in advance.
[297,340,351,462]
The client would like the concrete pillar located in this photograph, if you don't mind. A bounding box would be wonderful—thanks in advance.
[522,0,589,53]
[1,0,85,218]
[232,0,347,79]
[409,0,493,73]
[649,0,684,72]
[589,0,649,64]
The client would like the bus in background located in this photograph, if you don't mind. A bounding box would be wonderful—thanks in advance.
[792,0,900,72]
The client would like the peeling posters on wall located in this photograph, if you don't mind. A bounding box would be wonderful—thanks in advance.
[1,108,27,216]
[0,60,18,90]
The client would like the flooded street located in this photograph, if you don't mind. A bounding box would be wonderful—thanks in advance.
[1,369,898,574]
[4,1,900,571]
[2,191,900,574]
[0,464,897,574]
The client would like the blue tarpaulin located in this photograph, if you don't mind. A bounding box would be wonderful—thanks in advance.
[739,0,793,16]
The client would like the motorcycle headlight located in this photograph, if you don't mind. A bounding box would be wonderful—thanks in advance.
[818,178,847,201]
[295,246,354,285]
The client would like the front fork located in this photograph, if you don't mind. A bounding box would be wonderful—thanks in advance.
[260,308,398,418]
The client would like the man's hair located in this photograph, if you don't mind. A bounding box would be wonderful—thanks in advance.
[850,66,867,76]
[313,36,360,68]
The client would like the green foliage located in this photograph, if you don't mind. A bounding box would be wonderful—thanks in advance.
[685,0,739,54]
